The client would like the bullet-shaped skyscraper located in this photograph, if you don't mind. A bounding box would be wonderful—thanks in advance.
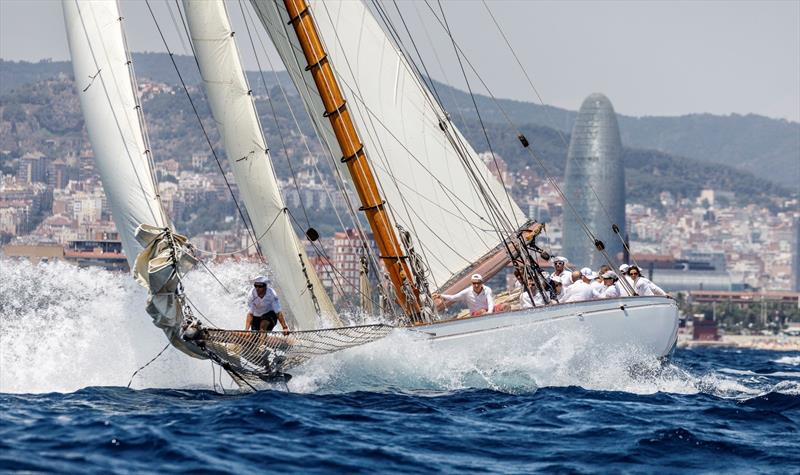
[563,93,625,269]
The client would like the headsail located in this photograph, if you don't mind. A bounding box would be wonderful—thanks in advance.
[182,0,338,329]
[250,0,527,289]
[62,0,169,268]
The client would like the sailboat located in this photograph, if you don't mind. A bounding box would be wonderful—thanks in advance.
[63,0,678,390]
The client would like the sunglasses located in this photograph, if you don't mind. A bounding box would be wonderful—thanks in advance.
[254,284,267,288]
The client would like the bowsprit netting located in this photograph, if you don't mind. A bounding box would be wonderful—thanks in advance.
[189,324,394,386]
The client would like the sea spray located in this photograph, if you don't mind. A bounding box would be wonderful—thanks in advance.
[2,259,797,400]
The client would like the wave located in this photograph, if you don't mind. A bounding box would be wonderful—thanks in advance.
[1,259,797,402]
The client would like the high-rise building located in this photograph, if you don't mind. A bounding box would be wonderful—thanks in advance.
[563,93,625,269]
[793,215,800,292]
[17,152,48,184]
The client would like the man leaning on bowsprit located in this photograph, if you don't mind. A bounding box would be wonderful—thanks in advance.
[245,276,290,335]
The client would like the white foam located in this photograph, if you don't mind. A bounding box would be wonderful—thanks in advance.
[773,356,800,366]
[0,259,795,400]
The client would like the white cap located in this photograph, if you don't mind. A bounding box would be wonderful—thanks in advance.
[580,267,597,279]
[602,271,618,280]
[471,273,483,283]
[253,275,270,285]
[553,256,568,264]
[619,264,630,274]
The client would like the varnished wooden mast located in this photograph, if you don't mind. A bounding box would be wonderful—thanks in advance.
[283,0,420,317]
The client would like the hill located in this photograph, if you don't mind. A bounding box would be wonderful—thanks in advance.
[434,81,800,189]
[0,56,791,211]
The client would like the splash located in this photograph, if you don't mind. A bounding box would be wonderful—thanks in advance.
[1,259,796,400]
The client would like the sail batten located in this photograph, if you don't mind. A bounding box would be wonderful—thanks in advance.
[182,0,337,329]
[251,0,527,288]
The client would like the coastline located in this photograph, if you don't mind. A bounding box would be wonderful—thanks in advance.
[678,333,800,351]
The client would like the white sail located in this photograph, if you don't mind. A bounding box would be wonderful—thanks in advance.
[250,0,527,289]
[62,0,169,269]
[182,0,337,329]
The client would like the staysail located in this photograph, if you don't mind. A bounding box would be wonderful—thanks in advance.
[250,0,527,289]
[182,0,338,329]
[63,0,169,267]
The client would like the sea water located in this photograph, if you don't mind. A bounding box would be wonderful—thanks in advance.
[1,259,798,473]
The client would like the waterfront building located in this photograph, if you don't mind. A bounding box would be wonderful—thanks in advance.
[563,93,625,268]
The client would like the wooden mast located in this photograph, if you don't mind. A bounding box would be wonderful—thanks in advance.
[283,0,420,317]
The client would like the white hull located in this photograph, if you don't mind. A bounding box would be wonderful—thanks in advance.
[405,296,679,359]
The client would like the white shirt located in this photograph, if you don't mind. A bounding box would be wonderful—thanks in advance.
[627,276,666,296]
[562,279,594,303]
[441,285,494,314]
[247,287,281,315]
[520,288,545,308]
[600,282,622,299]
[590,280,605,298]
[553,270,574,287]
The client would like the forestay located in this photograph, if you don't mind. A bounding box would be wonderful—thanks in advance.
[183,0,338,329]
[63,0,169,268]
[250,0,527,289]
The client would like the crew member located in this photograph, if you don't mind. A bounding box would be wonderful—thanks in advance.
[551,256,574,287]
[626,266,667,297]
[245,276,290,334]
[599,271,622,298]
[562,267,596,303]
[434,273,497,317]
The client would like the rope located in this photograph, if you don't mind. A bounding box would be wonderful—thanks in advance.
[126,342,171,388]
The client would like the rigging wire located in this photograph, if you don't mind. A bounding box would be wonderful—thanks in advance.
[237,0,312,228]
[126,342,171,389]
[73,1,165,228]
[263,0,398,305]
[370,0,516,248]
[480,0,633,266]
[434,0,518,232]
[144,0,265,263]
[419,0,626,284]
[241,1,353,237]
[257,0,383,275]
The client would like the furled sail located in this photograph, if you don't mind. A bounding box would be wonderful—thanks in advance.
[182,0,337,329]
[62,0,169,268]
[250,0,527,289]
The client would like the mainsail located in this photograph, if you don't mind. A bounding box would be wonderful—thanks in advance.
[62,0,169,266]
[182,0,338,329]
[250,0,528,289]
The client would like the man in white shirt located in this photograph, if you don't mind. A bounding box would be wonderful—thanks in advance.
[434,273,496,317]
[590,265,610,298]
[551,256,574,287]
[246,275,290,334]
[562,267,596,303]
[599,271,622,298]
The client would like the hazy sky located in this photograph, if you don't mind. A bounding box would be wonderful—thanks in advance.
[1,0,798,122]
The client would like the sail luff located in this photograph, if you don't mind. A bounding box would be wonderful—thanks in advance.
[62,0,170,269]
[250,0,528,289]
[182,0,338,329]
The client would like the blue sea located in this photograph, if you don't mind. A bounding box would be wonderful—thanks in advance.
[1,261,799,473]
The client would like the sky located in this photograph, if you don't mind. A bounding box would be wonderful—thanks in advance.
[1,0,798,122]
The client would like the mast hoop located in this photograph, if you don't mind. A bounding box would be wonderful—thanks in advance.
[322,100,348,118]
[341,145,364,163]
[359,201,386,212]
